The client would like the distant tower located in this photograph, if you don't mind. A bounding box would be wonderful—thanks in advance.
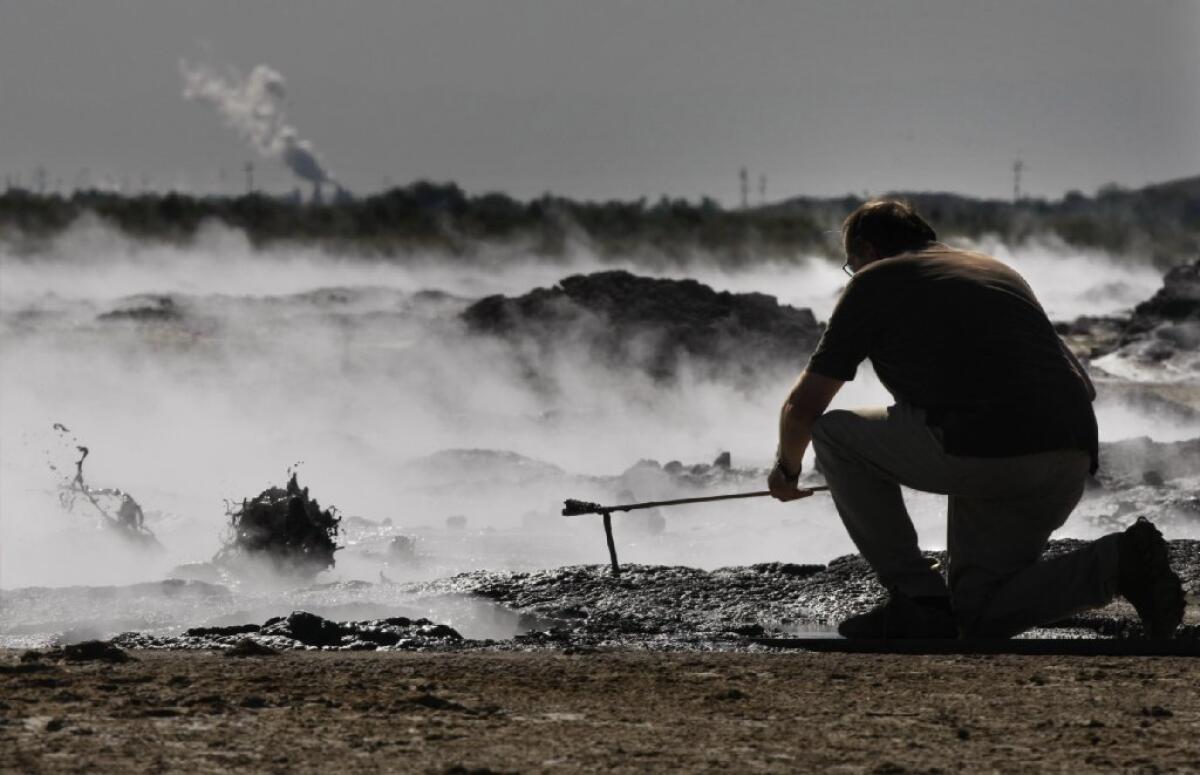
[244,161,255,195]
[33,165,47,195]
[1012,158,1024,202]
[758,173,767,205]
[739,167,749,209]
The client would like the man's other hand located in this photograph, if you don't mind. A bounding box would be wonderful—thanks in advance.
[768,460,812,502]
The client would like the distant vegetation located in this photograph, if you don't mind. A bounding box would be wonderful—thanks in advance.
[2,175,1197,268]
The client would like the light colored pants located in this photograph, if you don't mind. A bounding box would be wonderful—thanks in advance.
[811,403,1119,637]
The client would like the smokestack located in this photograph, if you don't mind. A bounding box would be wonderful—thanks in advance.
[180,59,335,189]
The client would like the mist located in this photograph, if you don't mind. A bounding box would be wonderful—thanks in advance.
[0,219,1190,592]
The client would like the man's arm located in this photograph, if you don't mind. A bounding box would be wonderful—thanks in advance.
[768,369,844,501]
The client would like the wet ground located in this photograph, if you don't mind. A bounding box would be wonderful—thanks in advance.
[4,537,1186,655]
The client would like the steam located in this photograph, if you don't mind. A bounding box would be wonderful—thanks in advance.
[180,59,333,187]
[1,219,1195,595]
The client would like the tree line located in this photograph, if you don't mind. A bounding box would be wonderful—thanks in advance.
[2,176,1196,268]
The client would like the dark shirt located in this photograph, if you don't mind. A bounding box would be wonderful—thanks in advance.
[807,244,1098,472]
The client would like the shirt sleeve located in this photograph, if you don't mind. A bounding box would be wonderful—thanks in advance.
[806,275,875,381]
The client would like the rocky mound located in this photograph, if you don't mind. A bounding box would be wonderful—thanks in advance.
[96,294,184,323]
[1124,258,1200,339]
[1054,257,1200,367]
[462,270,823,382]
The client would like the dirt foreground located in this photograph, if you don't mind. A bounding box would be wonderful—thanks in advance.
[3,648,1198,773]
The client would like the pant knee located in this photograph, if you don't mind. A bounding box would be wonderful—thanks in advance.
[811,409,844,445]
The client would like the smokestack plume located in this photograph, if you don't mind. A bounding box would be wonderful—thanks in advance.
[180,59,334,188]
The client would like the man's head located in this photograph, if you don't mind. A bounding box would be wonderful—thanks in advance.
[841,200,937,273]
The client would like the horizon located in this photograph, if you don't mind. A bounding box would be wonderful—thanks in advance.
[2,2,1197,206]
[6,169,1197,208]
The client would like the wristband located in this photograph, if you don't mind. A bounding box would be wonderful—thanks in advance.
[772,456,800,485]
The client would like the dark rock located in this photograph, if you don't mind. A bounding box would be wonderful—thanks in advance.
[263,611,344,647]
[461,270,823,383]
[749,562,825,578]
[417,624,463,641]
[712,451,732,469]
[97,295,182,323]
[61,640,133,663]
[1125,259,1200,339]
[185,624,260,638]
[224,639,279,657]
[346,628,402,647]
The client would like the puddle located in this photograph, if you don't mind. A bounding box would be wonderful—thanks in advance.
[775,620,843,639]
[411,595,558,640]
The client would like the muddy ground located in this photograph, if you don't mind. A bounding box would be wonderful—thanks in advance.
[3,649,1199,773]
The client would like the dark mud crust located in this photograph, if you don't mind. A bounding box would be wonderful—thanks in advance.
[3,650,1200,773]
[461,270,823,383]
[449,539,1200,648]
[98,538,1200,654]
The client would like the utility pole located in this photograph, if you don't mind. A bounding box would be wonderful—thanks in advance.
[739,167,748,209]
[244,161,255,195]
[1012,158,1024,203]
[758,173,767,205]
[33,165,47,195]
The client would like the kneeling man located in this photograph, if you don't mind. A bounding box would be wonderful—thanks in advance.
[769,200,1184,639]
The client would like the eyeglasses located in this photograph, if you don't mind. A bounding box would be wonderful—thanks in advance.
[842,260,854,277]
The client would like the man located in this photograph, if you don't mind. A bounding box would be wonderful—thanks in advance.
[768,200,1185,639]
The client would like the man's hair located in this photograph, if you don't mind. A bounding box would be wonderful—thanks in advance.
[842,200,937,260]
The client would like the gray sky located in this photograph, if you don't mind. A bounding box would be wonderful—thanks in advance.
[1,0,1197,204]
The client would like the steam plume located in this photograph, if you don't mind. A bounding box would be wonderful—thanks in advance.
[180,59,333,186]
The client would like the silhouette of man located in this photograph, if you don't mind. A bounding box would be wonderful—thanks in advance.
[768,200,1183,639]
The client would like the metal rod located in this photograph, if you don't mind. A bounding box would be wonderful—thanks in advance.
[602,513,620,576]
[562,487,828,517]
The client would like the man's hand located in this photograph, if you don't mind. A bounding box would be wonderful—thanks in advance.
[772,370,844,502]
[768,458,812,502]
